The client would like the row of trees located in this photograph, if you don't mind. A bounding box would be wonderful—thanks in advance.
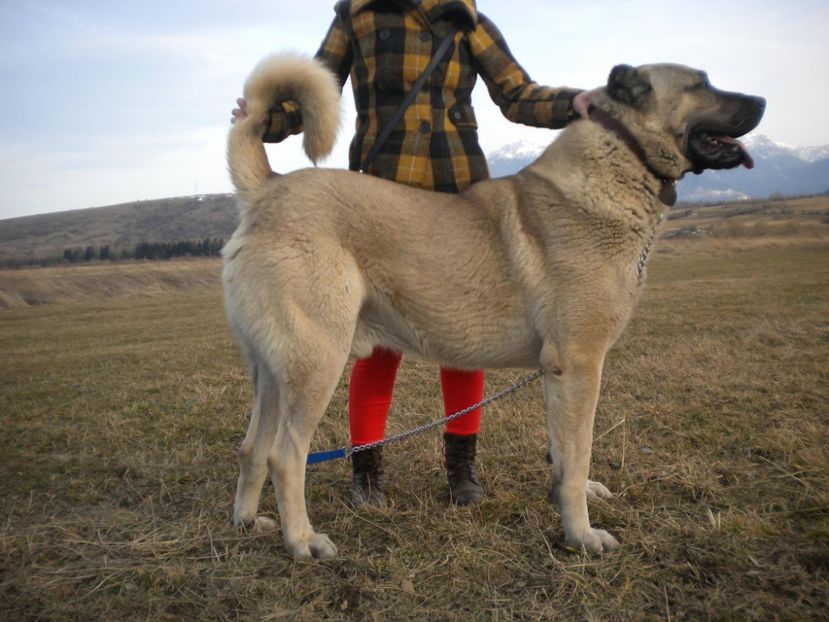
[62,238,225,263]
[134,238,225,260]
[63,245,115,262]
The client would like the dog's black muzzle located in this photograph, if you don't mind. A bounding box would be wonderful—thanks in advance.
[687,92,766,172]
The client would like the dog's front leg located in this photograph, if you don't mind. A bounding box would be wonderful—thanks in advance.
[542,344,619,553]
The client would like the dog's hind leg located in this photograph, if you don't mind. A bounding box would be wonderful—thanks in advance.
[542,342,619,554]
[268,341,349,560]
[228,247,364,559]
[233,354,281,532]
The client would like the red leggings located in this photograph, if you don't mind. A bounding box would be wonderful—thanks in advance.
[348,347,484,445]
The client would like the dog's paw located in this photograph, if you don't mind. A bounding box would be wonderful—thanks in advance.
[252,516,278,532]
[235,515,278,533]
[286,532,338,560]
[565,527,619,554]
[586,479,613,501]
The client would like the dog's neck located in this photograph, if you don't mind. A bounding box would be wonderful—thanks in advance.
[586,105,677,207]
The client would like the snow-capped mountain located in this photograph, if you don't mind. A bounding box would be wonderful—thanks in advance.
[487,138,550,168]
[486,134,829,202]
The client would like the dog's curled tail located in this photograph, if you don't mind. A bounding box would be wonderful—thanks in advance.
[227,54,341,198]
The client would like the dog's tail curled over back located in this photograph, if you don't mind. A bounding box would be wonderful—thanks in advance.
[227,54,341,198]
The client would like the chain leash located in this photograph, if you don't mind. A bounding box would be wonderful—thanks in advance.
[347,369,544,457]
[306,370,545,464]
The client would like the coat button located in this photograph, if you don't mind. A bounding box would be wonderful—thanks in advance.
[419,121,431,134]
[379,29,391,40]
[419,31,431,42]
[452,110,462,121]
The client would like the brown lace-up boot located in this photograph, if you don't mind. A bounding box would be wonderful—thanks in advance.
[350,446,386,509]
[444,433,487,506]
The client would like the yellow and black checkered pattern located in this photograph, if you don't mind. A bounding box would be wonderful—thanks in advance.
[264,0,582,193]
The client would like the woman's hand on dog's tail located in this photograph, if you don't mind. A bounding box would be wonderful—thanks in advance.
[231,98,248,124]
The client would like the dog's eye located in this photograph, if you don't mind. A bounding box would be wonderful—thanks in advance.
[686,76,711,92]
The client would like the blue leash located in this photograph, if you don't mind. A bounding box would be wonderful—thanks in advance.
[306,447,347,465]
[305,370,545,465]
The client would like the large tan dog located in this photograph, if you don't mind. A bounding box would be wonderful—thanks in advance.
[223,55,764,559]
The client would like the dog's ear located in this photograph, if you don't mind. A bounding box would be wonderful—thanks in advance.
[607,65,652,107]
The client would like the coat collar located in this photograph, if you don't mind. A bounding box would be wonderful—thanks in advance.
[349,0,478,29]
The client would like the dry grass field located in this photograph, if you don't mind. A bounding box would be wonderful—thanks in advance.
[1,198,828,620]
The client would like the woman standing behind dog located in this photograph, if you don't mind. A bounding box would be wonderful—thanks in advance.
[232,0,589,508]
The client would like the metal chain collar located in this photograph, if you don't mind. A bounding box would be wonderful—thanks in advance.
[637,213,665,279]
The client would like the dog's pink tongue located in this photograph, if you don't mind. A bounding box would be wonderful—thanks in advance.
[719,135,754,169]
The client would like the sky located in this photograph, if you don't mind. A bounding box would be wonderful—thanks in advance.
[1,0,827,220]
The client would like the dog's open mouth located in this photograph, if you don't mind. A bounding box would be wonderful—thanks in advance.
[687,130,754,172]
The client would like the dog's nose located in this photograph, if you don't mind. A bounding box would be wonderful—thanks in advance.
[753,96,767,116]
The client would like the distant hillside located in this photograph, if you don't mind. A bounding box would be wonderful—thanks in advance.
[0,194,238,263]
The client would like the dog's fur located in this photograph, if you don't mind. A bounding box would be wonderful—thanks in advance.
[223,54,764,559]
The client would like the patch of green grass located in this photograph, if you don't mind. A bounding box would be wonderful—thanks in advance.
[1,241,827,620]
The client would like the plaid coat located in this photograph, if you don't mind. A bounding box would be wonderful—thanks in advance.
[264,0,582,193]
